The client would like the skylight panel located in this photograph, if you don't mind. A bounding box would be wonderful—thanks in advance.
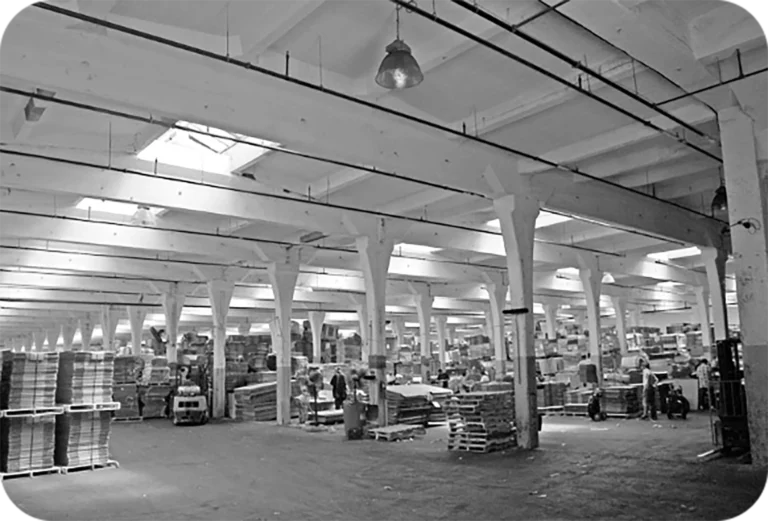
[647,247,701,261]
[76,198,164,216]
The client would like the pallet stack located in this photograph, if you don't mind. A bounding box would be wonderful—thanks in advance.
[55,351,119,472]
[564,388,593,415]
[1,351,62,477]
[602,385,642,416]
[112,356,141,420]
[140,384,172,419]
[386,388,432,426]
[231,381,299,421]
[446,391,516,453]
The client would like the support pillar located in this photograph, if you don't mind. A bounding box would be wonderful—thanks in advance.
[628,307,642,328]
[410,283,433,379]
[485,279,509,376]
[266,253,299,426]
[46,326,61,351]
[308,311,325,365]
[694,287,714,357]
[494,193,540,449]
[79,312,95,350]
[447,325,456,346]
[611,297,629,355]
[128,307,147,355]
[162,283,185,363]
[435,316,448,370]
[61,320,76,351]
[544,304,558,340]
[579,267,603,386]
[12,337,24,352]
[356,233,394,427]
[355,304,369,363]
[391,316,406,349]
[100,305,119,351]
[237,318,252,336]
[32,330,46,351]
[720,106,768,467]
[702,246,729,343]
[206,279,234,420]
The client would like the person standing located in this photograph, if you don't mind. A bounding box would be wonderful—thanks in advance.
[330,367,348,410]
[640,359,658,420]
[695,359,712,410]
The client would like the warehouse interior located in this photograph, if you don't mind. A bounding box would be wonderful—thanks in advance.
[0,0,767,519]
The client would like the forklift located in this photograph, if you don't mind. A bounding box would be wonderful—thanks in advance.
[169,356,210,426]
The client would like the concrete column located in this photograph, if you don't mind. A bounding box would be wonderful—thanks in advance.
[494,193,539,449]
[720,106,768,468]
[611,297,628,355]
[356,233,394,426]
[447,325,456,346]
[486,281,509,375]
[702,247,729,342]
[411,283,433,379]
[628,306,642,328]
[80,312,96,350]
[100,305,119,351]
[544,304,558,340]
[237,318,252,336]
[127,306,147,355]
[355,304,369,362]
[435,316,448,370]
[268,318,279,353]
[206,279,235,420]
[12,337,24,351]
[579,267,603,386]
[391,316,406,349]
[694,287,714,355]
[308,311,325,364]
[61,320,76,351]
[161,283,185,363]
[484,309,494,339]
[32,330,46,351]
[46,326,61,351]
[267,258,299,426]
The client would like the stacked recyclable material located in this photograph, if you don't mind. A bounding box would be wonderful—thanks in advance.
[112,356,141,419]
[231,381,298,421]
[1,415,56,473]
[538,381,567,407]
[140,384,171,418]
[138,357,170,385]
[54,411,111,467]
[386,387,432,425]
[1,351,60,410]
[56,352,114,404]
[564,388,593,414]
[446,391,516,453]
[602,386,642,415]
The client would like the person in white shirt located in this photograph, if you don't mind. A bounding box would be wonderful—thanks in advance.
[640,359,658,420]
[695,359,713,410]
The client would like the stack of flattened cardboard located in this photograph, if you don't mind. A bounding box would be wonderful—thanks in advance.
[1,351,60,410]
[232,381,298,421]
[1,414,56,473]
[54,410,111,467]
[56,352,114,405]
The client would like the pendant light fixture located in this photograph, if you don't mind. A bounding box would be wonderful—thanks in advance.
[375,5,424,90]
[711,168,728,214]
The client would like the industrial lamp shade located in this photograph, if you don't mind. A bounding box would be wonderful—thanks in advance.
[711,186,728,213]
[131,206,157,227]
[375,39,424,90]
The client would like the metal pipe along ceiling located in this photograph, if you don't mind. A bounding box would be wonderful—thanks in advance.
[30,3,725,225]
[397,0,721,164]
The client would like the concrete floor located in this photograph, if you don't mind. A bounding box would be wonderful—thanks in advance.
[3,412,765,521]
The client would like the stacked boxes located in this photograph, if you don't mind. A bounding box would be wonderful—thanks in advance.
[1,351,60,410]
[1,415,57,473]
[386,388,432,426]
[140,384,172,419]
[446,391,516,453]
[56,352,114,405]
[54,411,112,467]
[231,381,299,422]
[112,356,141,419]
[602,385,642,416]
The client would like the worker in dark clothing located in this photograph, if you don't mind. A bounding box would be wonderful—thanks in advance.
[437,369,450,389]
[330,367,348,409]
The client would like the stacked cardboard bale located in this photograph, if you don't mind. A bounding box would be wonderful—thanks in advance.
[564,388,593,414]
[446,391,516,453]
[140,384,171,418]
[386,387,432,426]
[1,351,60,410]
[56,352,114,404]
[54,411,112,467]
[231,381,299,421]
[602,385,642,416]
[537,381,567,407]
[138,357,170,385]
[112,356,141,419]
[1,414,57,473]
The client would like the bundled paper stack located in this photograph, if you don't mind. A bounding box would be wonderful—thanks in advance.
[603,385,642,415]
[139,384,171,418]
[56,352,114,405]
[446,391,516,453]
[386,388,432,426]
[113,356,142,384]
[225,361,249,391]
[231,381,298,421]
[0,415,56,473]
[54,410,111,467]
[538,381,567,407]
[564,388,593,414]
[139,357,170,385]
[1,351,59,411]
[112,384,139,418]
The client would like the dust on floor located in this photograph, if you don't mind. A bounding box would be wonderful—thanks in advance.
[4,412,766,521]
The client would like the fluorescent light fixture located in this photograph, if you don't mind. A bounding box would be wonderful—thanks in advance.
[657,281,684,288]
[648,247,701,261]
[486,211,572,231]
[395,243,440,255]
[533,303,545,314]
[405,322,420,328]
[557,267,580,275]
[77,198,164,216]
[561,304,571,309]
[137,121,280,176]
[601,273,615,284]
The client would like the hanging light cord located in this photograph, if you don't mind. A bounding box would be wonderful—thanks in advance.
[396,5,401,40]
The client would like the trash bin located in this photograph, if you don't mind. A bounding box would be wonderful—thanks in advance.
[343,401,365,440]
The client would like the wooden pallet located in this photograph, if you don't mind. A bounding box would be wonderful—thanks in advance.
[0,407,64,418]
[368,424,426,442]
[112,416,143,423]
[448,438,516,454]
[538,406,565,416]
[63,402,121,413]
[1,467,61,480]
[58,460,120,475]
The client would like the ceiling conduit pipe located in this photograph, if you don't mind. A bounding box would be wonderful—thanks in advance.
[657,67,768,107]
[538,0,719,117]
[398,0,721,163]
[31,3,725,225]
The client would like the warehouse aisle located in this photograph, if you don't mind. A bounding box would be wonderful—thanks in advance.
[4,415,765,521]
